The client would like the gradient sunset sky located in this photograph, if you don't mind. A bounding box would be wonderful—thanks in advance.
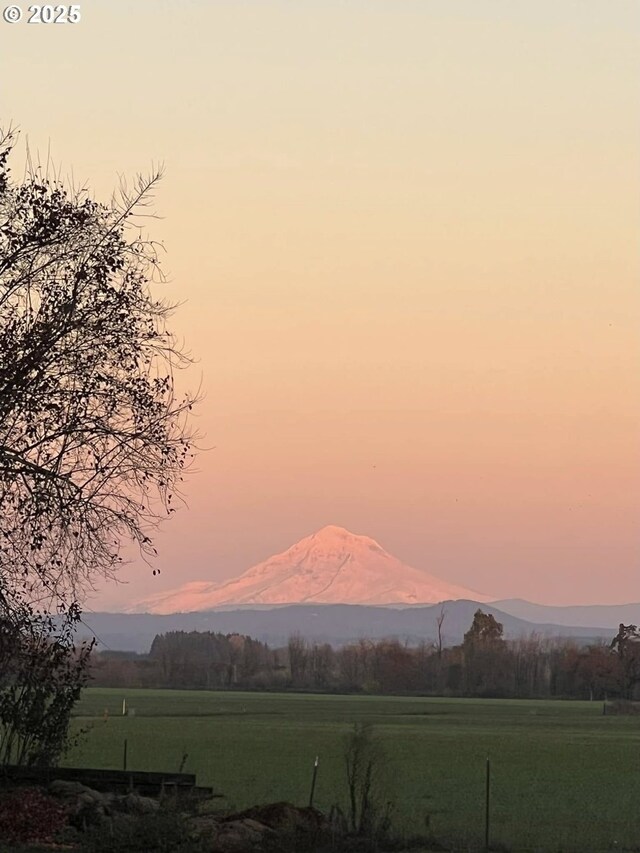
[3,1,638,608]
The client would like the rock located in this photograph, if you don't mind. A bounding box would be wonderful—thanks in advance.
[211,818,277,852]
[47,778,162,829]
[48,779,96,799]
[113,792,160,815]
[47,781,112,829]
[72,789,111,828]
[189,813,221,840]
[234,801,327,834]
[208,804,327,852]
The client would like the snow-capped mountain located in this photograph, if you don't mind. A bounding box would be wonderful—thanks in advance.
[131,525,489,614]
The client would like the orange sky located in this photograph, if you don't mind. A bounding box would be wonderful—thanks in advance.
[2,1,638,608]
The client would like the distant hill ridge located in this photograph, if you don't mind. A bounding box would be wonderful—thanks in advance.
[80,600,623,655]
[493,599,640,628]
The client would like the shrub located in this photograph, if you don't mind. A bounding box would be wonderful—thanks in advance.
[0,786,68,845]
[343,722,391,837]
[83,810,209,853]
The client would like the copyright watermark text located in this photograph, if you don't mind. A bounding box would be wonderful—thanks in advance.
[3,4,81,23]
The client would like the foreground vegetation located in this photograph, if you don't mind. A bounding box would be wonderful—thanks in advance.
[66,688,640,852]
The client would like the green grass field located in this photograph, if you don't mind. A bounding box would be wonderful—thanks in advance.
[67,690,640,852]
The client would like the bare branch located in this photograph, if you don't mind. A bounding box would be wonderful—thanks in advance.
[0,130,199,610]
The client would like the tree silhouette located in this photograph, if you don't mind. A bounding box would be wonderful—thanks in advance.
[463,609,504,648]
[0,128,196,612]
[462,610,507,696]
[0,128,196,764]
[610,624,640,699]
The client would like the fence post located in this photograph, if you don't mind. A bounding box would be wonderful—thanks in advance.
[308,755,319,808]
[484,756,491,852]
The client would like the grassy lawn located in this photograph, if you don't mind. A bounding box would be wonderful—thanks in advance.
[66,690,640,852]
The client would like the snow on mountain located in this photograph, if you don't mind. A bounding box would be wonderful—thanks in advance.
[131,525,489,614]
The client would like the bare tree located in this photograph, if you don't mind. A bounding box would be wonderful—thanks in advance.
[0,128,197,612]
[436,604,447,659]
[287,633,308,686]
[343,722,390,838]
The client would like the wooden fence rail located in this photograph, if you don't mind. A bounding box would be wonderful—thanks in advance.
[0,764,218,799]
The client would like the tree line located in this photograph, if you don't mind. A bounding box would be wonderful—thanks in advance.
[89,612,640,701]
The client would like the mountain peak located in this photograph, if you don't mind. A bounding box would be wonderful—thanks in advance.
[132,525,490,614]
[306,525,384,551]
[313,524,356,539]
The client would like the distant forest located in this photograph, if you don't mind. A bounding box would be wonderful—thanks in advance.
[89,610,640,701]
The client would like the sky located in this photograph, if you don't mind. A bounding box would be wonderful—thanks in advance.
[2,1,638,608]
